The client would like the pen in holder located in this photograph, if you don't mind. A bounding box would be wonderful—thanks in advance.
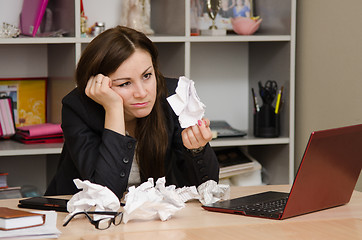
[254,104,280,138]
[252,81,282,138]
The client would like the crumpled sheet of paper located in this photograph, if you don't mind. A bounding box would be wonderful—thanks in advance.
[122,177,229,223]
[197,179,230,205]
[65,179,121,222]
[122,177,198,223]
[167,76,206,128]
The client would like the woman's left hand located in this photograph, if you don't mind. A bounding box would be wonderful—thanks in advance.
[182,118,213,150]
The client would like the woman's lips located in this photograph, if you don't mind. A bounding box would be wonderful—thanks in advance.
[132,102,149,107]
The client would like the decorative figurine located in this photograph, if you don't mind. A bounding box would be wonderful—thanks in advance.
[120,0,154,35]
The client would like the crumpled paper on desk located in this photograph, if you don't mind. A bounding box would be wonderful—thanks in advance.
[167,76,206,128]
[122,177,199,223]
[122,177,229,223]
[65,179,120,221]
[197,179,230,205]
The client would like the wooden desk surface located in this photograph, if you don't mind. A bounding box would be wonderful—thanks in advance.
[1,185,362,240]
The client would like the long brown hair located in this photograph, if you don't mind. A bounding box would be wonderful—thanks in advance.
[75,26,168,179]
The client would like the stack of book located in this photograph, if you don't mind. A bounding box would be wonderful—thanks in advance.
[215,147,254,179]
[13,123,64,144]
[0,173,8,189]
[0,173,22,199]
[0,97,16,139]
[0,208,60,238]
[0,207,45,231]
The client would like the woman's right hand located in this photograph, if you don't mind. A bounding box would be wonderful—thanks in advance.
[85,74,123,111]
[85,74,126,134]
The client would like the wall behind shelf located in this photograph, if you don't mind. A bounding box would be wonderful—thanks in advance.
[190,42,249,130]
[0,0,23,26]
[0,45,48,78]
[296,0,362,191]
[82,0,122,30]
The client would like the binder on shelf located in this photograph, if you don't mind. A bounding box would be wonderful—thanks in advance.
[19,0,49,37]
[0,97,16,138]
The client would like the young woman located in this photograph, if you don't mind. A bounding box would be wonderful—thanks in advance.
[45,26,219,199]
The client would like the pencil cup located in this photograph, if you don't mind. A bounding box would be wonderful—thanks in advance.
[254,104,280,138]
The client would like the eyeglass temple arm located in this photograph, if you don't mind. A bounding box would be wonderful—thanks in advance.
[63,212,93,226]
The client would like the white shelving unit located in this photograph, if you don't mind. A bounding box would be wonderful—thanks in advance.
[0,0,296,193]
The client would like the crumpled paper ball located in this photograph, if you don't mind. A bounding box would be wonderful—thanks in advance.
[65,179,121,221]
[167,76,206,128]
[122,177,199,223]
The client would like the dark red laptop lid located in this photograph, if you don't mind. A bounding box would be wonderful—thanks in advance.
[282,124,362,219]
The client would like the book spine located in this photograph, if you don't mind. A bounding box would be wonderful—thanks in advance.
[4,98,15,135]
[0,99,9,136]
[0,105,3,136]
[0,98,15,136]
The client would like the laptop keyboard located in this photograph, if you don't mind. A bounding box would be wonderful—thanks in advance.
[234,197,288,214]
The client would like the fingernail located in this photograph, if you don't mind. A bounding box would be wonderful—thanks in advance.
[204,120,207,126]
[198,120,202,126]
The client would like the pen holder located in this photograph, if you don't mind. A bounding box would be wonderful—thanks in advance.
[254,104,280,138]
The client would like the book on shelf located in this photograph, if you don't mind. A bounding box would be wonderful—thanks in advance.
[0,173,8,189]
[0,187,22,199]
[0,207,45,231]
[0,97,16,138]
[215,147,257,179]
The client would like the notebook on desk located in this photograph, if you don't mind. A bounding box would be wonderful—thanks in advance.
[202,124,362,219]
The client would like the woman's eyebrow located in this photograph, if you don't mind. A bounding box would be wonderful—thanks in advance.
[112,66,153,82]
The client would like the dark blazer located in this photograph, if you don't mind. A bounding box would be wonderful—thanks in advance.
[45,78,219,198]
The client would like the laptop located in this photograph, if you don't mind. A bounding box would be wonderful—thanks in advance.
[202,124,362,219]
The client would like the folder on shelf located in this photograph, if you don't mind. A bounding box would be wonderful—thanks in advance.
[13,123,64,144]
[16,123,62,137]
[19,0,49,37]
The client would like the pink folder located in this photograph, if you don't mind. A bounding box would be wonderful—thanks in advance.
[20,0,49,37]
[16,123,62,137]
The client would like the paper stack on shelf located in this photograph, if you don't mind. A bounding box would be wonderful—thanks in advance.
[13,123,64,144]
[0,97,16,139]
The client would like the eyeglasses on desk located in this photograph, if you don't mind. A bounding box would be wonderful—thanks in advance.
[63,211,123,230]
